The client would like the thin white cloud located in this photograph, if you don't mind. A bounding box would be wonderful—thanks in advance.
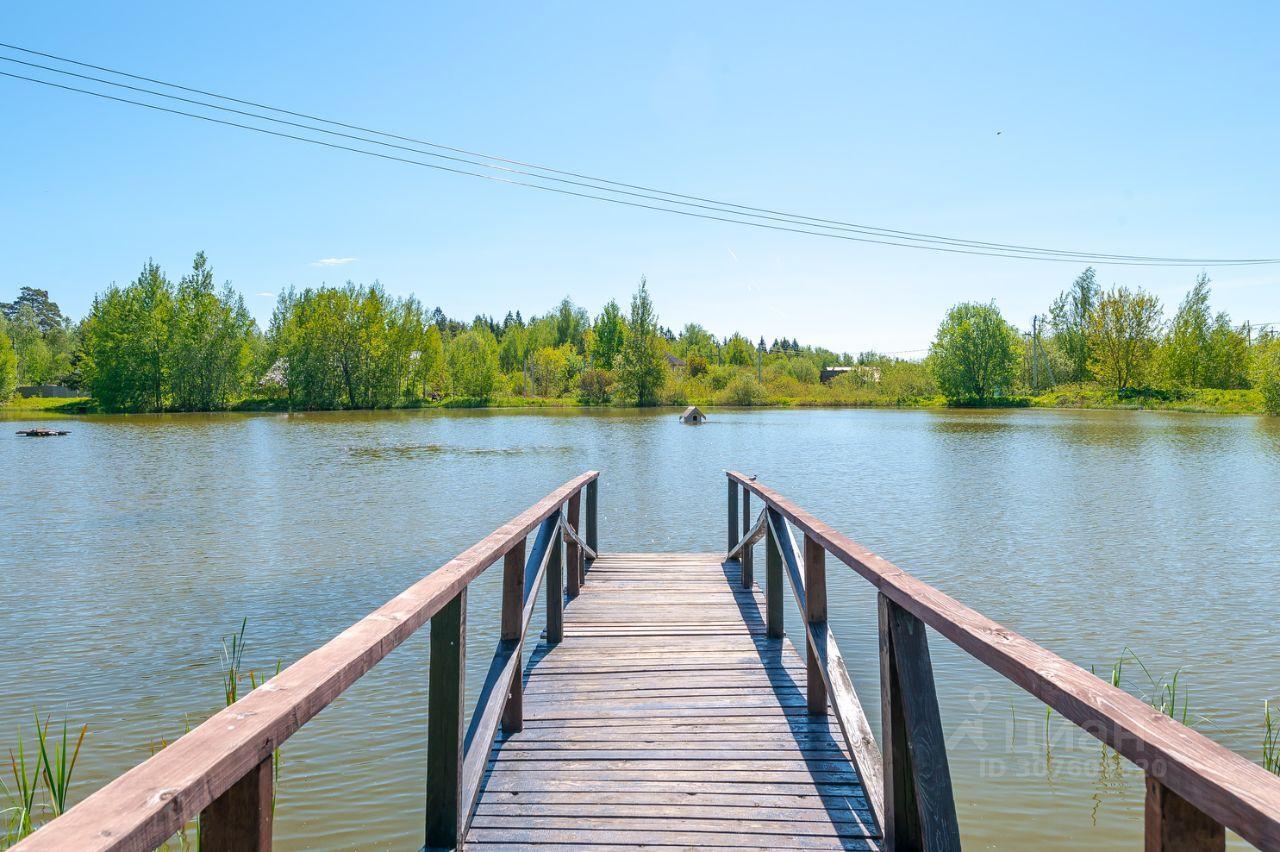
[310,257,358,267]
[255,292,275,298]
[727,248,738,262]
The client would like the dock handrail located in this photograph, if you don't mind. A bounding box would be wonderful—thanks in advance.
[15,471,600,852]
[726,470,1280,850]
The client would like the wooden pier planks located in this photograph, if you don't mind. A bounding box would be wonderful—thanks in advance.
[466,552,881,850]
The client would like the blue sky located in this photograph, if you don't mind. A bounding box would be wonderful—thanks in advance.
[2,2,1277,353]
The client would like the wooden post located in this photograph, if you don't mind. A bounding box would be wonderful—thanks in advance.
[741,536,753,590]
[879,593,959,852]
[200,755,273,851]
[546,529,563,643]
[426,589,466,849]
[742,489,750,540]
[804,534,827,714]
[585,478,598,555]
[501,540,526,734]
[727,479,739,554]
[566,494,582,598]
[1145,775,1225,851]
[764,515,784,638]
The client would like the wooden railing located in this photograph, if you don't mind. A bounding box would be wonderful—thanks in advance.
[726,471,1280,851]
[15,472,599,852]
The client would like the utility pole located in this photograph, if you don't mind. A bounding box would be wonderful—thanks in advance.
[1030,316,1039,392]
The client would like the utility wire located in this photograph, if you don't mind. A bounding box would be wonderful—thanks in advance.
[8,53,1117,262]
[2,49,1277,266]
[5,42,1272,265]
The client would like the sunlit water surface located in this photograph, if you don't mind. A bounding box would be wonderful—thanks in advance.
[2,407,1278,848]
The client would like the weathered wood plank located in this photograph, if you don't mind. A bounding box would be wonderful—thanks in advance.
[464,827,879,849]
[474,800,874,821]
[728,479,739,553]
[468,814,878,838]
[804,533,827,715]
[198,756,272,852]
[585,478,598,554]
[1145,775,1226,851]
[566,494,582,598]
[425,589,466,848]
[500,539,525,734]
[545,528,564,644]
[468,551,874,851]
[879,593,959,851]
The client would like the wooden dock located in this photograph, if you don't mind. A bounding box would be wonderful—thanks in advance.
[468,552,879,849]
[17,470,1280,851]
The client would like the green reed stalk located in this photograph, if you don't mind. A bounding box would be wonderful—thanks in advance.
[33,714,86,818]
[1264,700,1279,776]
[4,725,40,842]
[220,618,248,706]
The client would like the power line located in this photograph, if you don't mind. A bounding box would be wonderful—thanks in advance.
[2,46,1278,267]
[5,42,1273,266]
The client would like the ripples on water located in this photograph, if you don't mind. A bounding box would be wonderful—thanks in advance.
[1,407,1277,848]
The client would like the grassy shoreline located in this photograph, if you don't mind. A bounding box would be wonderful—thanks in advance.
[2,386,1271,417]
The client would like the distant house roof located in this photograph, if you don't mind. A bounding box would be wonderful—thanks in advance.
[665,353,687,368]
[820,365,880,383]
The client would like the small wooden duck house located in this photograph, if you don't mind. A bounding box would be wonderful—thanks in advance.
[679,406,706,425]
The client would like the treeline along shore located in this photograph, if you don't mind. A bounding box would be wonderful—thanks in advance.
[2,255,1278,415]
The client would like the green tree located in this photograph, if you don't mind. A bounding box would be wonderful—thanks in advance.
[267,282,428,409]
[529,344,573,396]
[414,324,447,398]
[1254,337,1280,415]
[1090,286,1162,392]
[498,323,528,374]
[554,298,588,350]
[929,301,1021,403]
[447,329,499,398]
[80,260,174,411]
[677,323,716,361]
[1201,314,1250,389]
[8,304,53,385]
[616,277,666,406]
[590,299,627,370]
[577,368,612,404]
[1163,274,1212,388]
[1,287,65,334]
[722,333,754,366]
[169,253,256,410]
[0,323,17,401]
[1049,267,1100,383]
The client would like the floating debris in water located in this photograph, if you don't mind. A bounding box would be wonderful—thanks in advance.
[346,443,569,460]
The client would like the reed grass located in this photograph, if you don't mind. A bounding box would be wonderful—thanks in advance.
[220,618,249,706]
[0,715,86,848]
[33,715,86,818]
[1264,700,1279,776]
[3,727,39,844]
[1108,647,1196,726]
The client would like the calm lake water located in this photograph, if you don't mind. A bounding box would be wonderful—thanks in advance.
[3,407,1278,848]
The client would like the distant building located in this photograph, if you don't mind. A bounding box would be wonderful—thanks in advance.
[665,353,687,370]
[820,365,881,384]
[17,385,80,398]
[259,357,288,389]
